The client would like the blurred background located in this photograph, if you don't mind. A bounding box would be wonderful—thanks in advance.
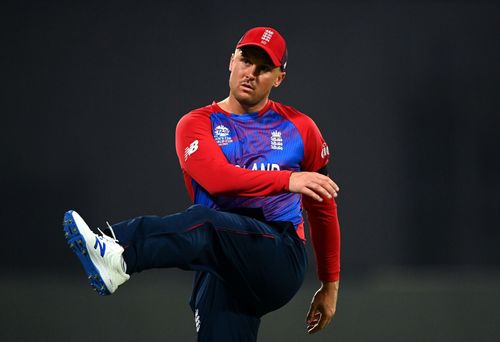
[1,1,499,341]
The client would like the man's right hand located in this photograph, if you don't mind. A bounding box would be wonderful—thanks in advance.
[289,172,339,202]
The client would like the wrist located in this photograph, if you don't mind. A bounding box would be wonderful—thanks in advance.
[284,170,293,192]
[321,280,339,292]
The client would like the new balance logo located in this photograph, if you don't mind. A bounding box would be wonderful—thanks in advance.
[185,140,199,161]
[194,309,201,332]
[94,237,106,257]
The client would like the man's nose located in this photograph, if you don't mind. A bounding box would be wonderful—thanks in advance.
[246,65,258,78]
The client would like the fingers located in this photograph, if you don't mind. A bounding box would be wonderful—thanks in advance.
[312,174,340,199]
[307,313,331,334]
[332,180,340,192]
[302,187,324,202]
[307,176,339,201]
[306,298,336,334]
[289,172,341,201]
[306,308,333,334]
[320,180,337,199]
[306,304,319,333]
[305,283,339,334]
[306,303,317,324]
[306,313,321,333]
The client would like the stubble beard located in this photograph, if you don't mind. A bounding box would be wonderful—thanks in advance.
[234,93,258,107]
[232,87,270,110]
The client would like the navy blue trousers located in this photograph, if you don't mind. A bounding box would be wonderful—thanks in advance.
[111,205,307,342]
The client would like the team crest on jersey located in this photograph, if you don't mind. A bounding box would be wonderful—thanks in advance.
[213,125,233,146]
[270,130,283,150]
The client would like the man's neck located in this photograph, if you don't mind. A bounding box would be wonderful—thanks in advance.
[218,96,269,115]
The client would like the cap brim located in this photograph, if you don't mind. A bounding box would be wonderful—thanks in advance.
[236,42,282,67]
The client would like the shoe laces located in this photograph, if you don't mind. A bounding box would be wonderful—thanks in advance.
[96,222,119,243]
[98,222,127,274]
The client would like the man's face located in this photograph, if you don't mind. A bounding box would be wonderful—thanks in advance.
[228,46,285,108]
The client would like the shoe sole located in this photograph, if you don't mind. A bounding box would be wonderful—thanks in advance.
[63,210,111,296]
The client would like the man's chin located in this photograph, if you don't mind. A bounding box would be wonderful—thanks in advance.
[234,95,258,107]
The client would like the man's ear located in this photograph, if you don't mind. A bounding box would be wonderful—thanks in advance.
[229,53,235,72]
[273,71,286,87]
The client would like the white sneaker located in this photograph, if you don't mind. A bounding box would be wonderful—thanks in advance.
[63,210,130,295]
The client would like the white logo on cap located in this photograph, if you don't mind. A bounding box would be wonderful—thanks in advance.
[261,29,274,45]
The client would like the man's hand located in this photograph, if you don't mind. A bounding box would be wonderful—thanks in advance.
[306,281,339,334]
[289,172,339,202]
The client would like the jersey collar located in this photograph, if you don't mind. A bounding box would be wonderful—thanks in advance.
[211,100,273,117]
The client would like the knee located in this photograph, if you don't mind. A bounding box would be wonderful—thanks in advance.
[186,204,216,220]
[185,205,234,230]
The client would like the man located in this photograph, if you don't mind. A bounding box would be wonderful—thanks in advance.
[63,27,341,341]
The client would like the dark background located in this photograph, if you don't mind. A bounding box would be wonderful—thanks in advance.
[1,1,500,341]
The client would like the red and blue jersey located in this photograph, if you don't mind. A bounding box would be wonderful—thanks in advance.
[175,100,340,281]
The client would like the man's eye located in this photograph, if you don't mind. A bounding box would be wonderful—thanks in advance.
[260,66,272,73]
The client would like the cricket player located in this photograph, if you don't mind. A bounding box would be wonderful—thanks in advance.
[63,26,341,341]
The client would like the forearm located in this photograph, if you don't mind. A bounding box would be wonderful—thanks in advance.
[176,111,292,197]
[303,196,341,282]
[187,162,292,197]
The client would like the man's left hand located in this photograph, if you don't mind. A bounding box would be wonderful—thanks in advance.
[306,280,339,334]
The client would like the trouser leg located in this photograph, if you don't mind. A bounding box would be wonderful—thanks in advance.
[111,204,307,330]
[111,205,306,292]
[190,271,260,342]
[111,204,227,275]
